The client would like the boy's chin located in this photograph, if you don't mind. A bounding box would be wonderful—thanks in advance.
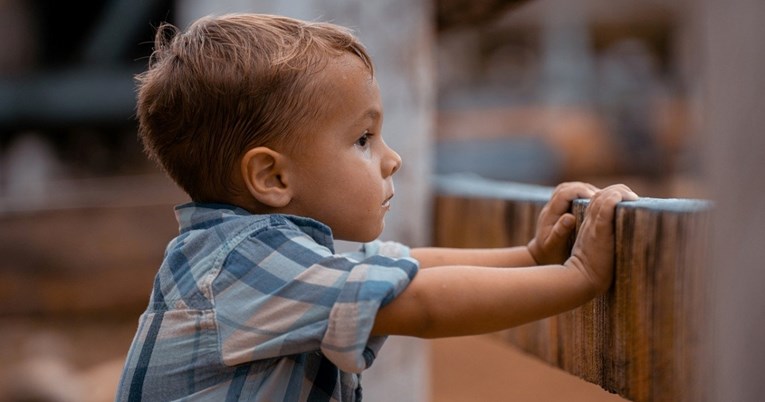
[337,224,384,243]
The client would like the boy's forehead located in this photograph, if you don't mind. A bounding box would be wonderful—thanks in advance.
[312,54,380,113]
[287,54,379,148]
[326,53,375,84]
[279,54,381,159]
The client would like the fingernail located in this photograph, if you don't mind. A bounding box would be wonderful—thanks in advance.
[562,216,574,228]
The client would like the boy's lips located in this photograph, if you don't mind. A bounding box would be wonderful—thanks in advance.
[382,194,394,208]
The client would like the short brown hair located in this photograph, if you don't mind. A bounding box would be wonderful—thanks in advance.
[136,13,373,202]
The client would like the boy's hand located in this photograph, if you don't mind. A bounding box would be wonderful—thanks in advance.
[565,184,639,294]
[528,182,599,265]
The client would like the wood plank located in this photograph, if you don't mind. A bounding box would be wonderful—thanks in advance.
[433,175,710,402]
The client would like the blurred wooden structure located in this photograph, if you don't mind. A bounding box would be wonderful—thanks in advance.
[0,174,184,316]
[433,174,710,402]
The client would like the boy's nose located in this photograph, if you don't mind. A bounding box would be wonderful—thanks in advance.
[383,145,402,177]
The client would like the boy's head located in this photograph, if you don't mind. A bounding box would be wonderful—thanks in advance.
[136,13,373,203]
[137,13,403,242]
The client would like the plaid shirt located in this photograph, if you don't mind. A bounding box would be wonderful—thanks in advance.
[116,203,419,401]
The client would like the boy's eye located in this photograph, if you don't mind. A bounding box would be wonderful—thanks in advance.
[356,132,371,148]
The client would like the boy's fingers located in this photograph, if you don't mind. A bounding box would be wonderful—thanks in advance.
[547,182,599,215]
[549,213,576,245]
[534,213,576,264]
[597,184,639,201]
[557,182,599,200]
[588,187,635,226]
[594,191,621,224]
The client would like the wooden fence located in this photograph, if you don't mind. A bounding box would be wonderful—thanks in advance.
[433,175,711,402]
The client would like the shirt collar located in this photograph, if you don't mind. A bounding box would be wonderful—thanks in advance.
[173,202,336,251]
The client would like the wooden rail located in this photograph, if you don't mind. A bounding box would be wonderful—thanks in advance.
[433,175,711,402]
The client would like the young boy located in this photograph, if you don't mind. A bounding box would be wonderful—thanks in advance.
[117,13,638,401]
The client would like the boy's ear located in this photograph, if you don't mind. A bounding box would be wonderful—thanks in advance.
[240,147,292,208]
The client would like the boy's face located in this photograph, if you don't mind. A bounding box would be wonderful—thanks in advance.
[284,54,402,242]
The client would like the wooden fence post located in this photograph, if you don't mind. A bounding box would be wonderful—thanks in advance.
[434,175,711,402]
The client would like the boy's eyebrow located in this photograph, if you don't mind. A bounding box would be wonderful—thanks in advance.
[360,109,381,122]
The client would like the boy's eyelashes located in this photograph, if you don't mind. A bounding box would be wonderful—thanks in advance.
[356,131,372,148]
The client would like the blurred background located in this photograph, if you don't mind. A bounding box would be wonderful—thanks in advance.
[0,0,757,401]
[434,0,701,195]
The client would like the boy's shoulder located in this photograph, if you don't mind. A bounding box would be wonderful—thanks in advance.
[153,203,341,309]
[170,202,417,264]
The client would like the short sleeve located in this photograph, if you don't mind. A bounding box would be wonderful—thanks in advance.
[212,228,419,373]
[322,240,419,372]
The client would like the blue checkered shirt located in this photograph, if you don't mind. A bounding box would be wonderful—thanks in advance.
[116,203,419,401]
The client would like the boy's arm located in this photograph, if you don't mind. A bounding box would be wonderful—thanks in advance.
[371,184,637,338]
[412,182,600,269]
[411,246,536,268]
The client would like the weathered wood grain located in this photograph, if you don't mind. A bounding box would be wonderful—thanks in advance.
[433,175,711,402]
